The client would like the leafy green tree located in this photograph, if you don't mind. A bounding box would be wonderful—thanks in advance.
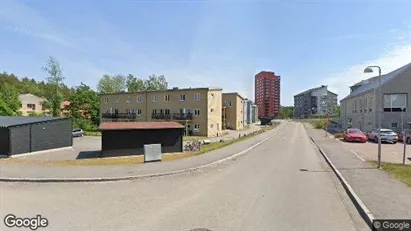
[0,83,21,116]
[28,112,46,117]
[280,106,294,119]
[97,74,126,93]
[144,74,168,91]
[67,83,100,126]
[333,105,341,117]
[126,74,145,92]
[42,56,65,117]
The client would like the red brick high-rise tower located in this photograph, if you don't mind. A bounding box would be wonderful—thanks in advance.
[255,71,281,120]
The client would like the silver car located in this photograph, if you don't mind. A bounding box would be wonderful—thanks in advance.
[72,129,84,137]
[368,128,398,144]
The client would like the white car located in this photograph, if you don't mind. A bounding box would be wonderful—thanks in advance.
[367,128,398,144]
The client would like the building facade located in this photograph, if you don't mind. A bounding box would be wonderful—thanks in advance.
[251,104,258,123]
[18,94,48,116]
[255,71,281,119]
[294,85,338,119]
[246,100,253,124]
[222,92,245,130]
[100,88,222,137]
[340,62,411,132]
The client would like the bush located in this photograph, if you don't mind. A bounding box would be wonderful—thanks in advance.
[312,120,326,129]
[73,118,98,131]
[333,133,344,138]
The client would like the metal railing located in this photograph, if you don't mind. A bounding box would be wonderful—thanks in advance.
[173,113,193,120]
[151,113,171,120]
[101,113,137,120]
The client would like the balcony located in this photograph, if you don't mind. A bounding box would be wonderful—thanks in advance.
[152,113,171,120]
[102,113,137,120]
[173,112,193,120]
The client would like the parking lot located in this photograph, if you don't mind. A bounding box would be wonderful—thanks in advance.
[12,136,102,161]
[340,139,411,164]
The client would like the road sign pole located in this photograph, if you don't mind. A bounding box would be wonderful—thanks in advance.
[402,108,406,165]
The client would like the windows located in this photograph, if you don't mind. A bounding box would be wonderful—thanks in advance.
[152,109,157,114]
[210,108,214,113]
[126,96,131,104]
[210,93,215,99]
[229,101,232,107]
[194,109,200,116]
[164,94,170,102]
[194,93,200,101]
[114,97,119,103]
[152,95,157,103]
[165,109,170,114]
[392,123,398,128]
[180,94,186,101]
[194,124,200,132]
[136,109,142,116]
[137,95,142,103]
[210,124,214,128]
[27,104,36,110]
[383,94,407,112]
[104,108,109,113]
[104,97,108,103]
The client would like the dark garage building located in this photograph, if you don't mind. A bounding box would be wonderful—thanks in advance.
[0,116,72,156]
[99,121,184,157]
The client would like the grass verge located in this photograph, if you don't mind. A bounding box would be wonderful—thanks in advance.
[84,130,101,136]
[1,123,279,166]
[368,161,411,187]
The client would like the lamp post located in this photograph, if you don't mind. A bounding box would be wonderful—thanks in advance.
[402,107,407,165]
[364,66,382,169]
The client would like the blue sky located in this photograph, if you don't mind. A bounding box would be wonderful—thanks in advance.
[0,0,410,106]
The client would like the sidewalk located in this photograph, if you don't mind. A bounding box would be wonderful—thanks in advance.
[0,122,286,180]
[305,124,411,219]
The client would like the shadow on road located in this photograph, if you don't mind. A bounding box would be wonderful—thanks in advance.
[76,151,101,159]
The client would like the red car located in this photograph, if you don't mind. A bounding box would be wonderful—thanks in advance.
[343,128,367,143]
[398,129,411,144]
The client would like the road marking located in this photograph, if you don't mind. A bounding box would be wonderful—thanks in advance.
[393,152,398,155]
[350,149,365,162]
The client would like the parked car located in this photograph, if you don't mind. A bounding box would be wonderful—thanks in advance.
[398,129,411,144]
[343,128,367,143]
[367,128,398,144]
[72,128,84,137]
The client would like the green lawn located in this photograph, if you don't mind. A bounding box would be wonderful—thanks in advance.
[368,161,411,187]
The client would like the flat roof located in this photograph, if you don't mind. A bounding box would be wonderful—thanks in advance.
[0,116,70,128]
[222,92,245,100]
[99,87,223,96]
[99,121,185,130]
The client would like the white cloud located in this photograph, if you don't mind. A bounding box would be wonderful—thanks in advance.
[323,43,411,101]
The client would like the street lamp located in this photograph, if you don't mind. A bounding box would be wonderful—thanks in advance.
[364,65,382,169]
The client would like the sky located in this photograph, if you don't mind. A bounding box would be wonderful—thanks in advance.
[0,0,410,106]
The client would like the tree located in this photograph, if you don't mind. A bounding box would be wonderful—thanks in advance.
[0,83,21,116]
[97,74,126,93]
[126,74,145,92]
[333,105,341,117]
[144,74,168,91]
[42,56,65,117]
[66,83,100,126]
[280,106,294,119]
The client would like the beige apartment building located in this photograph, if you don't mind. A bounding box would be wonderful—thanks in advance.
[222,92,245,130]
[100,88,223,137]
[18,94,48,116]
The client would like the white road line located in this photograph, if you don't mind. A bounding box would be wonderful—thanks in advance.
[392,152,398,155]
[350,149,365,162]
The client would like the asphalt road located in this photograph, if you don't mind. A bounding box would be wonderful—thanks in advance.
[0,122,369,231]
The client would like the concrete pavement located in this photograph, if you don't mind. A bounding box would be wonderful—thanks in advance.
[0,123,283,180]
[0,122,368,231]
[305,123,411,220]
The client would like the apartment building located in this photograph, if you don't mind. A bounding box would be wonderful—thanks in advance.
[18,94,48,116]
[251,104,258,123]
[255,71,281,119]
[100,87,223,137]
[222,92,245,130]
[340,62,411,132]
[294,85,338,119]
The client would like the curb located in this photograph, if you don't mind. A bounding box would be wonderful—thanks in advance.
[302,123,375,229]
[0,123,288,183]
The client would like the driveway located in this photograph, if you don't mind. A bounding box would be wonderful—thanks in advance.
[13,136,101,161]
[339,139,411,164]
